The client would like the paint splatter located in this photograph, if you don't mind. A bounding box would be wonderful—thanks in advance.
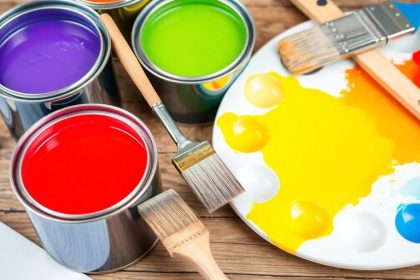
[217,58,420,253]
[341,60,420,164]
[244,73,283,108]
[395,204,420,243]
[217,113,269,153]
[413,50,420,87]
[400,177,420,200]
[413,50,420,65]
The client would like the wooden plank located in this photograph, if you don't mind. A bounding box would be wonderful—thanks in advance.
[2,211,420,280]
[85,271,379,280]
[1,0,420,280]
[0,212,264,246]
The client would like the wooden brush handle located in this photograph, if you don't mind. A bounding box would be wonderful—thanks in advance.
[178,235,229,280]
[290,0,420,120]
[100,13,161,107]
[290,0,344,22]
[163,225,229,280]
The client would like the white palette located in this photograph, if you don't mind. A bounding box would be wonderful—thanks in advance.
[213,22,420,269]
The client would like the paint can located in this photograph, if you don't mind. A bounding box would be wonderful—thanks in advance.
[75,0,151,40]
[132,0,255,124]
[10,104,162,273]
[0,0,121,140]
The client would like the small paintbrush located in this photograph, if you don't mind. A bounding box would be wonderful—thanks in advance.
[279,1,420,75]
[138,189,229,280]
[100,14,244,213]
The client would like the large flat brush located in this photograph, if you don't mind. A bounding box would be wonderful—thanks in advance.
[138,189,229,280]
[279,0,420,121]
[279,1,420,75]
[100,14,244,213]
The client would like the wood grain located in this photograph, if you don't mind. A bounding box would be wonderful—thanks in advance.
[0,0,419,279]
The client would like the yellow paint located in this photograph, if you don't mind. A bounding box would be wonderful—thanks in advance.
[288,201,331,239]
[217,113,269,153]
[341,61,420,163]
[217,61,420,253]
[244,72,283,108]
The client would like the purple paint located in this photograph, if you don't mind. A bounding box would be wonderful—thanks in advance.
[0,17,101,94]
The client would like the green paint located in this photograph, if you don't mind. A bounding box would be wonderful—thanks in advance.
[140,0,247,77]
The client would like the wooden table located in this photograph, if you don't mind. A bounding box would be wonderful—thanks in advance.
[1,0,419,279]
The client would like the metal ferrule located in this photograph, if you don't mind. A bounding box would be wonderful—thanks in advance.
[362,1,414,40]
[152,102,213,170]
[152,102,189,146]
[320,1,414,56]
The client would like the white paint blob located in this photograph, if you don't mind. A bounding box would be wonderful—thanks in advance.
[336,212,387,252]
[235,164,279,204]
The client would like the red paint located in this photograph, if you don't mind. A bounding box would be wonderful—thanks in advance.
[413,50,420,65]
[21,114,148,215]
[414,72,420,89]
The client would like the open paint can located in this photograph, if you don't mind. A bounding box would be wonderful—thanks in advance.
[75,0,151,40]
[10,104,161,273]
[132,0,255,124]
[0,0,121,140]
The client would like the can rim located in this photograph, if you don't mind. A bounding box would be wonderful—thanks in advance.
[0,0,111,103]
[9,104,159,223]
[75,0,147,10]
[131,0,256,84]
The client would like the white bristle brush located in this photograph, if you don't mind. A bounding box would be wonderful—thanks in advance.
[138,189,229,280]
[279,1,420,75]
[100,13,244,213]
[279,0,420,121]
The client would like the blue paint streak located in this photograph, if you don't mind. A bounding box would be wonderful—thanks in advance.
[400,177,420,200]
[394,1,420,30]
[395,203,420,243]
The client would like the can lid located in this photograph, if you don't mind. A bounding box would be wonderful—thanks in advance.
[131,0,256,84]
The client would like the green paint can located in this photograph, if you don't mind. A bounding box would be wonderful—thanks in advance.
[132,0,255,124]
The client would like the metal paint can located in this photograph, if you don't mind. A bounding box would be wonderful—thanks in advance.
[0,0,121,140]
[10,104,161,273]
[132,0,255,124]
[75,0,151,40]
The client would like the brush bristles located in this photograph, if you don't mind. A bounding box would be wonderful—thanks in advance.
[181,153,244,213]
[138,189,199,240]
[278,27,341,75]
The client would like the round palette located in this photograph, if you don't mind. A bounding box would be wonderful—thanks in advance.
[213,21,420,270]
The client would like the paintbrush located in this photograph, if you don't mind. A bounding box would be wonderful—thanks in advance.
[279,0,420,121]
[279,1,420,75]
[138,189,229,280]
[100,14,244,213]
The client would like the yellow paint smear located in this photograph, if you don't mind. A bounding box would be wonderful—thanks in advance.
[342,61,420,162]
[217,60,420,253]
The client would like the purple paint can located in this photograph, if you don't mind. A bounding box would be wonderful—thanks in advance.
[0,0,121,139]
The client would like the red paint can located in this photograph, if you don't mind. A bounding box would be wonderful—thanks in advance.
[10,104,162,273]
